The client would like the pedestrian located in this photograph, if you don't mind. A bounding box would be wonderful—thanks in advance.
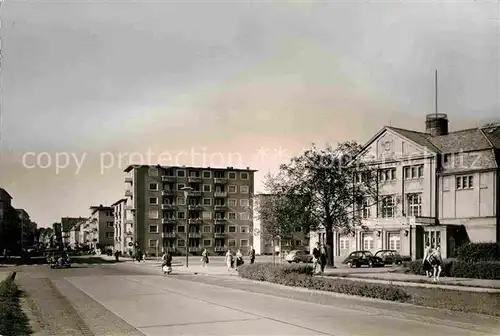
[201,248,209,267]
[312,242,321,274]
[319,244,327,274]
[423,243,433,278]
[142,251,148,263]
[235,249,244,271]
[162,251,172,275]
[136,250,142,263]
[225,249,233,271]
[248,246,255,264]
[430,245,443,282]
[114,250,120,262]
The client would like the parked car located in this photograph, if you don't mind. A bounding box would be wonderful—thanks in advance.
[374,250,411,265]
[342,251,385,268]
[285,250,313,263]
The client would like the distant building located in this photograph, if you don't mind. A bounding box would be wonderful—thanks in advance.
[0,188,19,252]
[53,223,62,246]
[85,205,114,250]
[61,217,87,246]
[111,198,130,253]
[68,221,85,248]
[16,209,37,248]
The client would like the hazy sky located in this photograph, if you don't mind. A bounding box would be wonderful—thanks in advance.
[0,0,498,227]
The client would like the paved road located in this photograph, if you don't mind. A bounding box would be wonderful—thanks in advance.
[5,262,500,336]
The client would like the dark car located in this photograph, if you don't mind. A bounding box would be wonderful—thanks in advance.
[342,251,385,268]
[285,250,313,263]
[374,250,411,265]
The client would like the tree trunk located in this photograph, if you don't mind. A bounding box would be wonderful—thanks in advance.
[326,228,335,267]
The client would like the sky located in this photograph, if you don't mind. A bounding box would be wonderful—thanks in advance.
[0,0,498,227]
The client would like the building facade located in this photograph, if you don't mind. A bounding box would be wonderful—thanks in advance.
[253,193,310,255]
[86,205,114,250]
[0,188,19,252]
[68,221,84,248]
[61,217,86,247]
[123,165,256,256]
[311,114,500,260]
[112,198,132,253]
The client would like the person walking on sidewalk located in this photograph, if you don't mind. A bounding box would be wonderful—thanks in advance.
[319,244,328,274]
[161,251,172,275]
[430,245,443,282]
[225,249,233,271]
[423,243,433,278]
[201,249,209,267]
[235,249,244,271]
[312,242,321,274]
[248,246,256,264]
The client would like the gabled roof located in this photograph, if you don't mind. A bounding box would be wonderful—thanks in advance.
[0,188,12,200]
[111,198,127,206]
[124,164,257,173]
[386,127,441,152]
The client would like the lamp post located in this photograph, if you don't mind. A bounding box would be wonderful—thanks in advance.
[181,186,193,267]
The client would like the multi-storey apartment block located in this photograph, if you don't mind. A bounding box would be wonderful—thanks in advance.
[82,205,114,251]
[253,193,310,255]
[61,217,86,247]
[69,221,84,248]
[112,198,133,253]
[123,165,256,256]
[311,114,500,260]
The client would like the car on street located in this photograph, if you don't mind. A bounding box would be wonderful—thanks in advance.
[374,250,411,265]
[342,251,385,268]
[284,250,313,263]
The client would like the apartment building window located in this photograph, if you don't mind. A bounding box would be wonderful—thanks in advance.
[340,237,349,250]
[177,239,185,247]
[107,221,114,228]
[240,172,249,180]
[228,172,237,180]
[177,211,185,219]
[203,185,212,192]
[294,226,302,232]
[177,170,186,177]
[228,226,236,233]
[239,213,250,220]
[407,194,422,217]
[106,232,114,239]
[202,212,212,220]
[149,168,159,176]
[149,225,158,233]
[177,197,185,205]
[240,199,249,207]
[228,185,237,193]
[381,196,395,218]
[389,235,401,251]
[357,198,371,219]
[203,226,211,233]
[228,239,236,247]
[177,184,185,191]
[456,175,474,190]
[240,226,249,233]
[203,198,212,206]
[240,186,249,193]
[379,168,396,181]
[203,239,212,247]
[202,171,211,178]
[177,225,185,233]
[228,199,237,207]
[363,235,374,250]
[403,165,424,180]
[149,183,158,191]
[149,197,158,205]
[148,210,159,219]
[240,239,249,247]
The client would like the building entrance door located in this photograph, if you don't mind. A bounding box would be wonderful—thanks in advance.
[423,229,441,254]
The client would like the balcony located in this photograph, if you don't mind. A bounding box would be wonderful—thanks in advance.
[213,205,227,211]
[161,204,177,210]
[125,205,135,211]
[124,177,133,183]
[214,246,226,252]
[162,232,176,239]
[124,189,133,197]
[213,178,227,185]
[188,191,202,197]
[214,218,227,224]
[124,219,133,224]
[162,218,177,224]
[188,176,202,183]
[188,204,203,211]
[214,192,227,198]
[165,247,176,253]
[214,232,227,238]
[161,175,176,183]
[188,232,201,238]
[189,246,201,252]
[188,218,202,225]
[161,190,175,196]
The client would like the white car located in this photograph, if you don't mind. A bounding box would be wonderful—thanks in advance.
[284,250,313,263]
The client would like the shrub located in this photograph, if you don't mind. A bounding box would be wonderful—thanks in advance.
[405,259,500,279]
[238,263,410,302]
[456,242,499,262]
[0,272,32,336]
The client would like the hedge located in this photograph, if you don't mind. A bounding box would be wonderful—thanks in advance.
[0,272,32,335]
[238,263,411,302]
[405,259,500,280]
[456,242,499,263]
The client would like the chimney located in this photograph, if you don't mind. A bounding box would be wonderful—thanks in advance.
[425,113,449,136]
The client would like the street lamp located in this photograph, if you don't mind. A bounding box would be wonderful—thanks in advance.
[181,186,193,267]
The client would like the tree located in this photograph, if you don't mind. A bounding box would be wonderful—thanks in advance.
[263,142,379,266]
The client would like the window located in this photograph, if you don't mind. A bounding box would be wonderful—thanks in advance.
[340,237,350,250]
[239,212,249,220]
[203,184,212,192]
[389,235,401,251]
[149,240,157,248]
[228,239,236,247]
[240,186,249,193]
[358,198,371,219]
[177,184,185,191]
[240,199,249,207]
[202,212,212,220]
[294,226,302,232]
[240,226,249,233]
[149,225,158,233]
[106,232,114,239]
[228,226,236,233]
[148,183,158,191]
[177,225,185,233]
[177,211,185,219]
[228,185,237,193]
[407,194,422,217]
[203,198,212,206]
[381,196,395,218]
[228,199,237,207]
[379,168,396,181]
[149,168,159,176]
[148,210,159,219]
[177,170,186,177]
[177,197,185,205]
[203,239,212,247]
[177,239,185,247]
[203,225,211,233]
[240,239,249,247]
[228,172,237,180]
[403,165,424,179]
[363,235,374,250]
[107,221,114,228]
[456,175,474,190]
[295,240,301,246]
[203,171,212,178]
[240,172,249,180]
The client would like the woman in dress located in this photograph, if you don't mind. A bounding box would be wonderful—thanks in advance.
[162,251,172,275]
[423,243,433,278]
[430,245,443,282]
[201,249,209,267]
[235,249,244,271]
[225,249,233,271]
